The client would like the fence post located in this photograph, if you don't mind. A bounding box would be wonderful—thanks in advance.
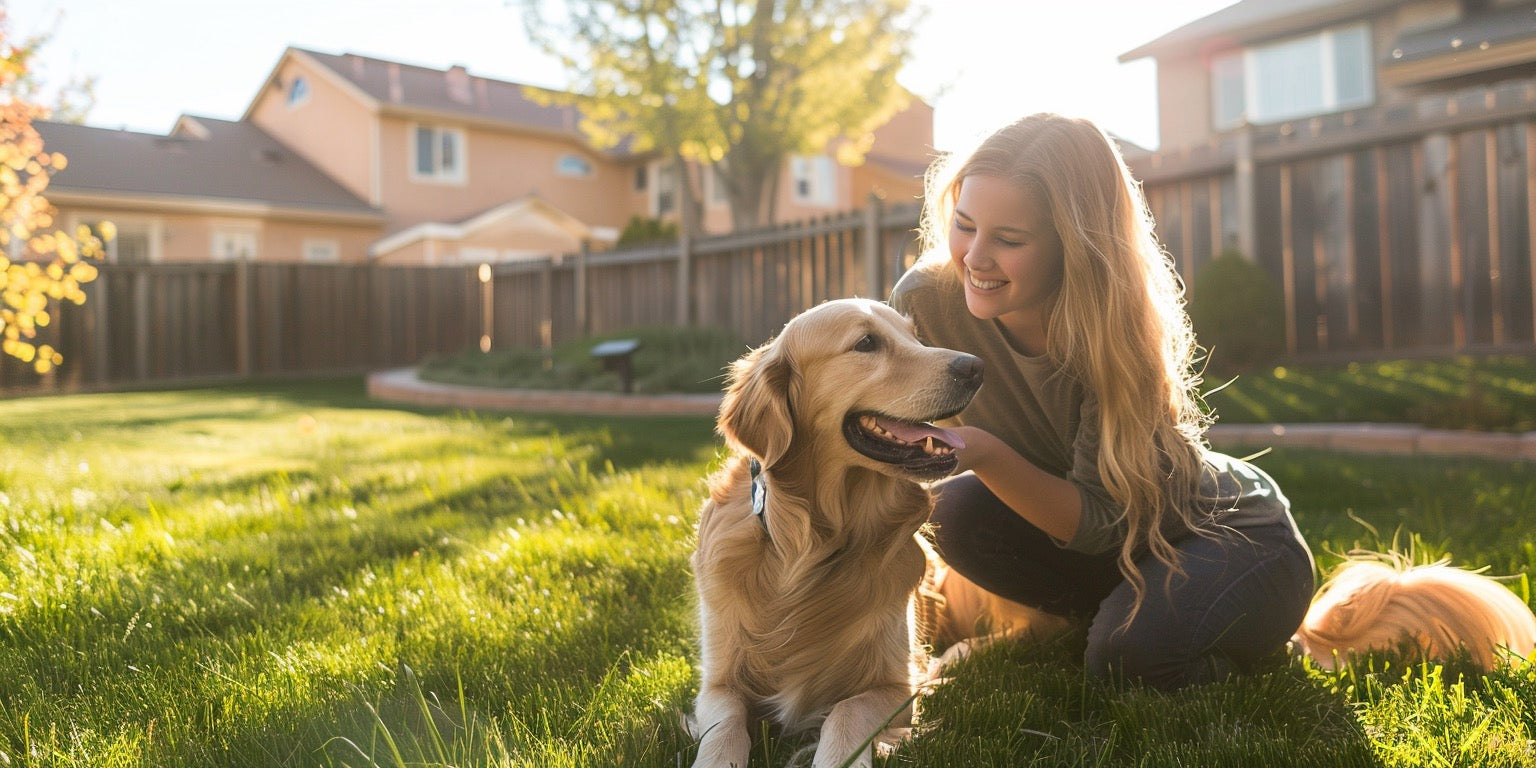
[234,259,252,376]
[575,243,589,338]
[863,193,884,299]
[676,233,693,327]
[132,267,150,380]
[540,255,554,347]
[91,267,110,386]
[1235,125,1258,265]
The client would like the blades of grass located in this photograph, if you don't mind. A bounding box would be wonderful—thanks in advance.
[832,692,919,768]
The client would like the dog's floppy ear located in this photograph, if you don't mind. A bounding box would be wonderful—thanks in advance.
[718,339,795,467]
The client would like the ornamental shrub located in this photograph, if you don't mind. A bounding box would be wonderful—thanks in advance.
[1187,250,1286,375]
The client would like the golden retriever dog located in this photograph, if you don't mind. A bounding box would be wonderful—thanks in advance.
[917,553,1070,663]
[688,298,983,768]
[1293,551,1536,671]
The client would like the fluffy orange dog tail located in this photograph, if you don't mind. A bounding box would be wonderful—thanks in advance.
[1294,551,1536,671]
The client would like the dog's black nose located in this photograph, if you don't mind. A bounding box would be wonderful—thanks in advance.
[948,354,983,386]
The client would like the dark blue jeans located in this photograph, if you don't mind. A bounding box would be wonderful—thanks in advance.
[930,473,1316,689]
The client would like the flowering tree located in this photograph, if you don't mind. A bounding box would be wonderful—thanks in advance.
[0,7,107,374]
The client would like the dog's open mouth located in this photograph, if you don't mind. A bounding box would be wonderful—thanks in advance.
[843,412,966,478]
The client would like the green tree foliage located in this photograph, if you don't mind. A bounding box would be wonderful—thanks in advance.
[1187,250,1287,375]
[0,5,108,373]
[518,0,920,231]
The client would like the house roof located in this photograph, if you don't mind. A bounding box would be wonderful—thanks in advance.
[37,116,383,221]
[1389,4,1536,63]
[369,194,617,260]
[276,48,639,155]
[1119,0,1402,62]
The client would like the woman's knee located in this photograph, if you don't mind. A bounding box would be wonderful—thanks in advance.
[1085,625,1239,689]
[927,474,999,556]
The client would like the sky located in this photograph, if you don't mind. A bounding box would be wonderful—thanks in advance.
[6,0,1235,153]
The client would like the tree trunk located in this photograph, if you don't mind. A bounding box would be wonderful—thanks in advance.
[673,155,703,237]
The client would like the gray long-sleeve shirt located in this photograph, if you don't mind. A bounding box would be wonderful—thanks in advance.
[889,259,1293,555]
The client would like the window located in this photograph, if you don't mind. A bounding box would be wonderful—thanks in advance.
[556,153,593,178]
[634,166,648,191]
[287,76,310,107]
[791,155,836,207]
[654,163,676,215]
[412,124,466,183]
[211,229,258,261]
[1211,23,1374,130]
[708,166,729,206]
[114,230,152,264]
[302,239,340,263]
[72,217,157,263]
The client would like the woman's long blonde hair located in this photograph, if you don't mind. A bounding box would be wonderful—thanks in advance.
[920,113,1211,618]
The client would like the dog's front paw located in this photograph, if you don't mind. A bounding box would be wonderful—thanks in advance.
[936,637,977,669]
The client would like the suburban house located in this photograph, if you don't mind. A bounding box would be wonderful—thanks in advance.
[1119,0,1536,357]
[34,47,934,267]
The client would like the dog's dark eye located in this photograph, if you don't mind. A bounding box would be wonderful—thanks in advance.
[853,334,878,353]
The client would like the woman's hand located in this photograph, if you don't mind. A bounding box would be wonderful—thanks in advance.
[950,425,1000,475]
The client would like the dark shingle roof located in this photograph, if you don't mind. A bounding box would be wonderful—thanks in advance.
[37,117,382,218]
[297,48,583,136]
[1119,0,1402,62]
[1390,4,1536,63]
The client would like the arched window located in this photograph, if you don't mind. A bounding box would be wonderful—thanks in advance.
[287,76,310,107]
[556,153,593,178]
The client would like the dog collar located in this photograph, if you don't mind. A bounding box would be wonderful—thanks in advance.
[749,457,768,532]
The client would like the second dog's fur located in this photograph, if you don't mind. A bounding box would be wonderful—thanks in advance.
[1292,551,1536,671]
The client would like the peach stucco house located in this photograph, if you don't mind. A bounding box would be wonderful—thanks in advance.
[35,47,933,266]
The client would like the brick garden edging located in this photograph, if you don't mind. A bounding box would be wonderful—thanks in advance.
[366,367,723,417]
[367,368,1533,461]
[1207,422,1536,462]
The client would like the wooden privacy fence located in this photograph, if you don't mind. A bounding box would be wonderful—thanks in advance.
[12,100,1536,400]
[0,198,924,395]
[1137,75,1536,359]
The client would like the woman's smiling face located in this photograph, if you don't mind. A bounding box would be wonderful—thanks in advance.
[947,173,1063,353]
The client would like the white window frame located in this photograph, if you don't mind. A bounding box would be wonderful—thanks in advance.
[211,225,260,262]
[1211,23,1374,131]
[707,165,729,207]
[791,155,837,207]
[651,161,677,216]
[67,213,162,264]
[410,124,467,184]
[302,238,340,263]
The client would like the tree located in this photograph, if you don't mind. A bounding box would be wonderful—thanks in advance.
[518,0,921,232]
[1,7,97,124]
[0,5,107,374]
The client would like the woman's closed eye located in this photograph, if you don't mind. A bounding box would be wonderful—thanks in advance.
[955,218,1023,247]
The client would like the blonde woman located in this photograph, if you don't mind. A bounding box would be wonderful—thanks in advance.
[889,113,1314,688]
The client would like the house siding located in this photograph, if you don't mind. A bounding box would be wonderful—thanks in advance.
[373,115,638,237]
[51,204,379,264]
[250,54,379,206]
[40,47,932,268]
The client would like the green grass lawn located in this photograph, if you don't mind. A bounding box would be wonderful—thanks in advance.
[2,377,1534,767]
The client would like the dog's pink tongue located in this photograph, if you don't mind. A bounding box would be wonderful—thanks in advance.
[876,417,965,450]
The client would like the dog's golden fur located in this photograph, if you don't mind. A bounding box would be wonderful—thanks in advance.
[688,301,1535,768]
[1293,551,1536,671]
[688,298,983,768]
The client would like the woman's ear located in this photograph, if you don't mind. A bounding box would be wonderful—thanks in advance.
[717,340,794,467]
